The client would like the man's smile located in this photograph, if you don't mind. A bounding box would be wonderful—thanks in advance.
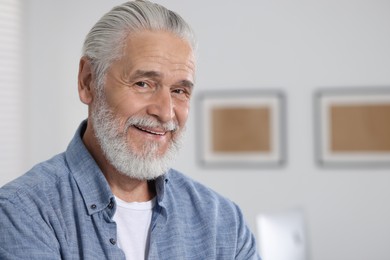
[133,125,167,136]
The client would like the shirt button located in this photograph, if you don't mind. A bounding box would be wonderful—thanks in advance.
[90,204,97,209]
[109,238,116,245]
[108,202,114,209]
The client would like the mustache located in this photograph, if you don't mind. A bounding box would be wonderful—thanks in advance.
[124,116,179,132]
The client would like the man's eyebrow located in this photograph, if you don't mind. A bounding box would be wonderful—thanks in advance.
[178,80,194,89]
[131,70,162,79]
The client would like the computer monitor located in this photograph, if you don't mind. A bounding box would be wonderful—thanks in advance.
[256,208,309,260]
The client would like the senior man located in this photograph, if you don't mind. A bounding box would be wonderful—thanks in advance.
[0,1,261,259]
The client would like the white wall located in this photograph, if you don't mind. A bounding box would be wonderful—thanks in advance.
[9,0,390,259]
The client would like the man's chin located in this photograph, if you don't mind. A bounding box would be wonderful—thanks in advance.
[116,166,168,181]
[128,142,171,158]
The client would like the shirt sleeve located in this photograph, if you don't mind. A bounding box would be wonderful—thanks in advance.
[0,197,62,260]
[234,203,262,260]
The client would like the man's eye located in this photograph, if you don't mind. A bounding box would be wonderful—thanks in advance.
[173,89,185,94]
[172,88,191,101]
[135,81,148,88]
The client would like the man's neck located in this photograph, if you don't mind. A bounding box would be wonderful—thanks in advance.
[104,170,156,203]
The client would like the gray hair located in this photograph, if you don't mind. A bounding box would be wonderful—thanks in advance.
[82,0,197,92]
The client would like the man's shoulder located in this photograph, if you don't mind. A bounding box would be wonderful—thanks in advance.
[166,169,238,211]
[0,153,70,202]
[167,169,220,195]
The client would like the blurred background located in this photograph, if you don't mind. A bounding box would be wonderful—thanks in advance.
[1,0,390,259]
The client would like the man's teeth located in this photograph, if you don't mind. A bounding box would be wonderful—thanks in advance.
[136,126,165,135]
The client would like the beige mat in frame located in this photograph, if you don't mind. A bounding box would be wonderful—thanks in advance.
[315,87,390,167]
[196,90,286,168]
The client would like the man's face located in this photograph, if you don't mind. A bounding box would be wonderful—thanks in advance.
[91,30,195,179]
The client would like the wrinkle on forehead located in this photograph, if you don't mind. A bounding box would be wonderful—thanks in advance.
[112,31,196,83]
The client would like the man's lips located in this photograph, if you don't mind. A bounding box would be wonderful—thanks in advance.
[133,125,167,136]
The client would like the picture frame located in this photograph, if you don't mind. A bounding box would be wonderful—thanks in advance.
[196,89,286,168]
[314,87,390,167]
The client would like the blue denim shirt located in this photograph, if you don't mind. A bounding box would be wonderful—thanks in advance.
[0,122,261,259]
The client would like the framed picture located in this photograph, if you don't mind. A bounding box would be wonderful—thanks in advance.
[196,90,286,168]
[314,87,390,167]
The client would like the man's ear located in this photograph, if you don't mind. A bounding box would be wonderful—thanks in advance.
[78,56,94,105]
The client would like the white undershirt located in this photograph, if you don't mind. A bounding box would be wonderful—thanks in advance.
[112,196,156,260]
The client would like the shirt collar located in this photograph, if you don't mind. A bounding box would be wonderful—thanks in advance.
[65,120,114,215]
[154,171,170,209]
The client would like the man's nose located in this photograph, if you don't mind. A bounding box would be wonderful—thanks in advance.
[146,88,174,122]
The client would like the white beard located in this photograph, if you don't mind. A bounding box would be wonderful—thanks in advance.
[90,97,184,180]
